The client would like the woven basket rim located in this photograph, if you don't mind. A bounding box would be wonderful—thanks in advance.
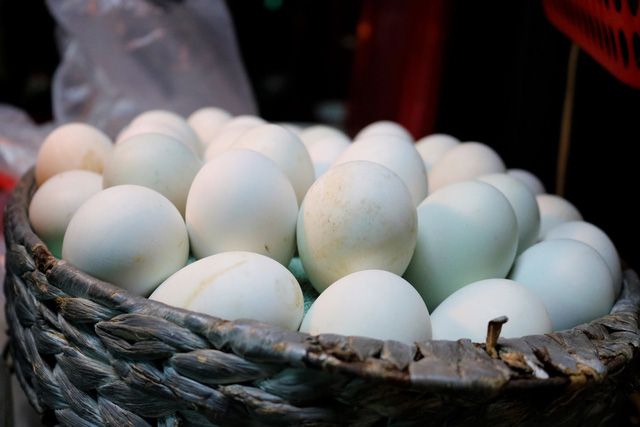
[4,167,640,396]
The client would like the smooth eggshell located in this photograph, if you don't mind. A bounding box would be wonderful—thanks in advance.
[305,135,351,180]
[102,133,202,217]
[149,251,304,331]
[35,122,113,187]
[204,123,256,161]
[543,220,622,297]
[222,114,266,128]
[475,173,540,255]
[297,160,418,293]
[430,278,553,342]
[62,185,189,296]
[536,193,583,240]
[508,238,615,331]
[298,124,352,180]
[298,124,350,147]
[332,133,428,206]
[428,141,506,192]
[354,120,414,143]
[230,123,315,207]
[277,122,304,135]
[299,270,431,343]
[413,133,460,173]
[29,170,103,258]
[507,168,546,195]
[403,180,519,311]
[187,106,232,150]
[203,116,267,160]
[128,109,202,158]
[116,121,191,151]
[186,148,298,266]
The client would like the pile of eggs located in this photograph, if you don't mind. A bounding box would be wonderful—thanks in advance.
[27,107,622,344]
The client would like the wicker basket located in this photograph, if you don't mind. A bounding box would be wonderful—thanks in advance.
[3,168,640,426]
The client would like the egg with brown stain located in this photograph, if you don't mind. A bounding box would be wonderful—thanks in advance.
[149,251,304,330]
[297,160,418,293]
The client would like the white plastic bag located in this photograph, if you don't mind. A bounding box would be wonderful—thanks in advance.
[0,104,55,178]
[47,0,258,138]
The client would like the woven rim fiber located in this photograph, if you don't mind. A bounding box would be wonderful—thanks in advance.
[3,168,640,426]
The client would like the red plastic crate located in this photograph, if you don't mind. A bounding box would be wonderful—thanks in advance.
[543,0,640,88]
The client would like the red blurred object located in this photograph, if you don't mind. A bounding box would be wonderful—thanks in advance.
[0,171,18,233]
[344,0,451,139]
[0,171,17,191]
[542,0,640,89]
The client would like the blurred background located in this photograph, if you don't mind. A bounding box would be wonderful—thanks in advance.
[0,0,638,270]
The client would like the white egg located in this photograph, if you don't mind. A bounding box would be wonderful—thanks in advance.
[508,239,615,331]
[299,270,431,343]
[430,278,553,342]
[28,170,103,258]
[403,180,518,311]
[187,106,232,150]
[230,123,315,207]
[297,160,417,293]
[475,173,540,255]
[277,122,304,135]
[413,133,460,173]
[298,124,350,147]
[543,220,622,297]
[354,120,414,143]
[332,133,428,206]
[35,122,113,187]
[102,133,202,217]
[220,114,266,130]
[62,185,189,296]
[305,135,351,180]
[204,123,256,161]
[116,122,189,149]
[128,109,202,158]
[536,193,583,239]
[297,124,352,180]
[185,148,298,266]
[428,142,506,193]
[507,168,546,195]
[149,251,304,331]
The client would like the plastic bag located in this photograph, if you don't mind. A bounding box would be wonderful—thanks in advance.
[0,104,55,179]
[47,0,258,138]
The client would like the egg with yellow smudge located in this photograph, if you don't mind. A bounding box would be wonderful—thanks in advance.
[149,251,304,331]
[297,160,418,293]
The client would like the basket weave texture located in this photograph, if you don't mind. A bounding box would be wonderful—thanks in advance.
[3,168,640,426]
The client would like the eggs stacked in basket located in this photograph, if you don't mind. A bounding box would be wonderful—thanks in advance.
[27,108,622,344]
